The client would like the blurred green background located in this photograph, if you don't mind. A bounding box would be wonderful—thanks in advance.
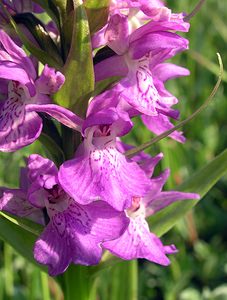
[0,0,227,299]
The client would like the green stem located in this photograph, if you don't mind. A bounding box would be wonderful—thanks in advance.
[63,265,97,300]
[109,260,138,300]
[28,268,39,300]
[4,243,14,299]
[128,260,138,300]
[40,271,51,300]
[184,0,206,21]
[159,139,174,189]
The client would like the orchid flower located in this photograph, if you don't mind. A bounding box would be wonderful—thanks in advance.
[0,167,44,225]
[0,154,129,275]
[103,158,200,264]
[58,107,152,211]
[12,99,153,211]
[0,30,64,152]
[92,14,189,142]
[92,0,176,49]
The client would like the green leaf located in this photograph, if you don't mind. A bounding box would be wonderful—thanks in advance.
[38,115,65,166]
[108,261,138,300]
[0,3,63,68]
[89,260,138,300]
[148,148,227,237]
[0,212,46,271]
[93,76,121,97]
[39,133,65,167]
[84,0,110,9]
[61,265,97,300]
[13,13,63,67]
[33,1,73,59]
[125,53,223,158]
[188,50,227,82]
[31,0,61,26]
[86,6,109,35]
[54,1,94,116]
[184,0,206,22]
[52,0,67,11]
[84,0,109,35]
[0,211,43,236]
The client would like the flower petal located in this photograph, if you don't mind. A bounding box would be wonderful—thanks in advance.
[142,114,186,143]
[0,99,42,152]
[138,153,164,178]
[129,19,189,45]
[118,61,160,116]
[0,61,35,96]
[116,141,163,177]
[129,32,189,60]
[84,107,133,137]
[94,55,127,82]
[35,64,65,94]
[59,145,151,211]
[27,154,58,208]
[145,191,200,217]
[92,24,108,49]
[34,199,128,275]
[34,222,73,276]
[0,29,36,79]
[82,201,129,240]
[152,63,190,82]
[105,13,130,55]
[27,154,58,188]
[103,217,171,265]
[26,104,83,132]
[0,188,44,224]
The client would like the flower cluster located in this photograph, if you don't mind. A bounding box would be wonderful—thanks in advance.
[0,0,199,276]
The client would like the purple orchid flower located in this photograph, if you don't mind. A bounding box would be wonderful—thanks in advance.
[29,94,184,213]
[0,167,45,225]
[141,63,190,143]
[23,103,153,211]
[58,107,152,211]
[102,159,200,265]
[92,14,189,141]
[116,140,164,178]
[0,154,129,276]
[0,30,65,152]
[92,0,178,49]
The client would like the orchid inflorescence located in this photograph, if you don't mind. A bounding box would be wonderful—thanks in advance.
[0,0,200,276]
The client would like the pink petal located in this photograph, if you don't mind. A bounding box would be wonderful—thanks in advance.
[0,100,42,152]
[105,13,130,55]
[118,62,160,116]
[0,29,36,79]
[153,63,190,82]
[27,154,58,188]
[34,200,128,275]
[142,114,186,143]
[34,222,73,276]
[35,64,65,94]
[59,143,151,211]
[0,188,44,224]
[26,104,83,131]
[103,217,171,265]
[130,20,190,44]
[129,32,189,60]
[94,55,127,82]
[145,191,200,217]
[0,61,35,96]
